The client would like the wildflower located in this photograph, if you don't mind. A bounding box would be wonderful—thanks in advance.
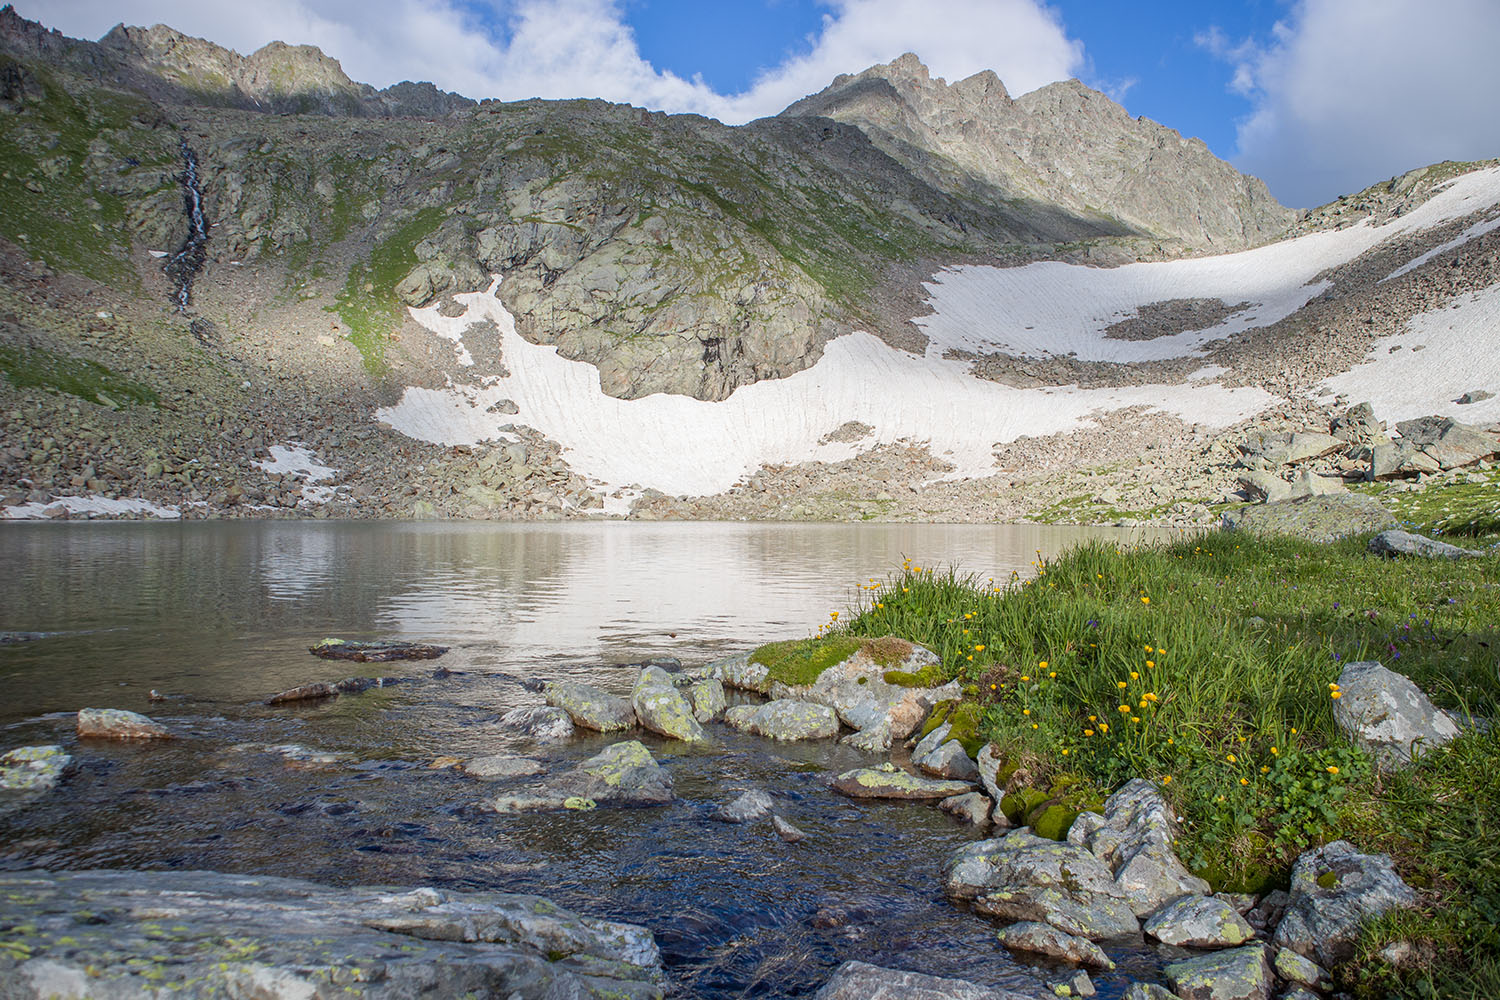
[1119,705,1130,713]
[1145,660,1155,669]
[1130,671,1140,679]
[1226,753,1237,763]
[1088,715,1097,722]
[1331,691,1342,699]
[1240,778,1249,786]
[1161,775,1172,784]
[1118,681,1129,690]
[1260,766,1270,774]
[1039,660,1049,669]
[1061,749,1070,756]
[989,683,997,691]
[877,603,884,609]
[1049,671,1057,679]
[1020,675,1030,681]
[1270,746,1279,755]
[1138,700,1148,709]
[1291,728,1298,735]
[1144,645,1153,652]
[1131,716,1141,723]
[1167,737,1174,745]
[1141,596,1150,605]
[966,655,974,661]
[974,644,986,652]
[1327,765,1340,775]
[1032,723,1038,729]
[1099,723,1108,733]
[1144,692,1158,702]
[1022,709,1030,716]
[1084,729,1095,737]
[1157,648,1165,654]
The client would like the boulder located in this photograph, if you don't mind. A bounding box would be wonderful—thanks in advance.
[1273,948,1330,990]
[1272,840,1416,967]
[1368,529,1482,560]
[772,814,807,842]
[975,744,1011,823]
[724,700,840,741]
[544,680,637,732]
[76,708,173,740]
[939,792,993,827]
[833,767,974,801]
[1163,943,1272,1000]
[1331,402,1385,445]
[1142,894,1254,948]
[1368,442,1441,479]
[812,960,1037,999]
[917,740,980,781]
[714,788,775,823]
[1394,415,1499,469]
[1331,660,1460,766]
[946,830,1139,941]
[996,921,1113,968]
[0,869,663,999]
[560,740,674,806]
[497,705,575,742]
[1121,985,1177,1000]
[308,639,448,662]
[631,666,706,742]
[1050,970,1095,997]
[1236,471,1291,504]
[1067,779,1210,918]
[0,745,71,791]
[1221,493,1397,544]
[707,651,771,694]
[686,678,725,722]
[1287,469,1345,499]
[459,754,545,780]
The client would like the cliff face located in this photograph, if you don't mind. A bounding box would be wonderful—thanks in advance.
[782,53,1295,252]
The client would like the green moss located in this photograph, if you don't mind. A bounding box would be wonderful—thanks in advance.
[920,699,985,756]
[1000,787,1052,825]
[1030,802,1078,841]
[1317,870,1340,889]
[883,663,946,687]
[332,207,446,373]
[0,341,157,406]
[749,635,862,687]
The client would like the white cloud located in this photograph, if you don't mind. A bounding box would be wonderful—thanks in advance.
[20,0,1082,122]
[1200,0,1500,208]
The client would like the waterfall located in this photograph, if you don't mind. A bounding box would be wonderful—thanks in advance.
[163,139,208,313]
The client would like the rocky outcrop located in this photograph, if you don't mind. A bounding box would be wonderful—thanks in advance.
[1162,943,1272,1000]
[1368,529,1483,559]
[724,700,841,741]
[711,652,772,694]
[1221,493,1398,543]
[561,740,674,807]
[1067,779,1210,918]
[631,665,706,742]
[834,766,974,801]
[0,868,663,999]
[1142,894,1255,948]
[1272,840,1417,967]
[1330,660,1460,765]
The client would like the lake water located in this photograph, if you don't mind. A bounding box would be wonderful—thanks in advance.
[0,521,1169,997]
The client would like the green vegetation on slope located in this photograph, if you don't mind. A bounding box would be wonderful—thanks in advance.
[824,533,1497,996]
[331,207,445,373]
[0,341,157,406]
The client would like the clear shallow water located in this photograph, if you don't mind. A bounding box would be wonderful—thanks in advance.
[0,521,1169,997]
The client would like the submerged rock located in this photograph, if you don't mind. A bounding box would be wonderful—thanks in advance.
[714,788,775,823]
[996,920,1113,969]
[832,767,973,801]
[0,745,71,791]
[309,638,449,661]
[813,959,1037,999]
[1331,660,1459,766]
[724,700,840,741]
[939,791,993,827]
[632,666,706,742]
[1272,840,1416,967]
[1368,529,1483,560]
[772,814,807,843]
[545,680,637,732]
[76,707,173,740]
[1163,943,1272,1000]
[0,868,664,999]
[498,704,576,742]
[460,754,545,780]
[265,676,401,704]
[1142,894,1254,948]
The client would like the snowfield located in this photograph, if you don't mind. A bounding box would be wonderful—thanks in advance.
[376,167,1500,500]
[1,495,180,520]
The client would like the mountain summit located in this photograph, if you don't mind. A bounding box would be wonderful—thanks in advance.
[783,53,1293,251]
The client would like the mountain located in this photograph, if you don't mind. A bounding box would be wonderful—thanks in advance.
[1,7,1496,525]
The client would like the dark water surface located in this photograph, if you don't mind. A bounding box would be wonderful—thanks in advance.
[0,521,1167,997]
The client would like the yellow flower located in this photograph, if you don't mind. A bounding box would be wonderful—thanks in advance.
[1023,709,1031,716]
[1049,671,1057,679]
[1138,700,1148,709]
[1117,681,1129,690]
[975,644,986,652]
[1158,648,1165,654]
[1291,728,1298,735]
[830,611,839,620]
[1084,729,1095,737]
[1061,749,1070,756]
[1167,737,1174,745]
[1099,723,1109,733]
[1240,778,1249,786]
[1144,644,1153,652]
[1162,775,1172,784]
[1118,705,1130,713]
[1226,753,1237,763]
[1145,660,1155,669]
[966,655,974,661]
[876,602,884,609]
[1144,692,1158,702]
[1331,692,1342,700]
[1039,660,1049,669]
[1020,675,1030,681]
[989,683,997,691]
[1130,671,1140,679]
[1141,596,1150,605]
[1089,715,1097,722]
[1260,766,1270,774]
[1131,716,1141,723]
[1271,746,1279,755]
[1032,723,1038,729]
[1327,765,1340,774]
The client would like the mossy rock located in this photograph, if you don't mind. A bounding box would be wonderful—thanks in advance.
[1029,802,1078,841]
[919,700,985,756]
[748,634,916,688]
[1000,786,1053,825]
[883,662,946,688]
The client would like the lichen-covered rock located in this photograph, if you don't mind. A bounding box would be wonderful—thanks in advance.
[1273,948,1330,990]
[946,830,1139,941]
[812,959,1036,999]
[724,700,840,741]
[939,791,993,827]
[498,704,575,742]
[1368,529,1483,559]
[1163,943,1271,1000]
[687,677,726,723]
[916,739,980,781]
[1067,779,1209,918]
[631,666,706,742]
[1272,840,1416,967]
[996,921,1114,969]
[1142,894,1254,948]
[1221,493,1397,544]
[76,707,173,739]
[544,680,637,732]
[459,754,545,780]
[708,651,771,694]
[560,740,674,806]
[0,868,663,999]
[976,743,1011,824]
[1331,660,1460,766]
[1121,985,1176,1000]
[714,788,774,823]
[832,767,973,801]
[0,745,71,791]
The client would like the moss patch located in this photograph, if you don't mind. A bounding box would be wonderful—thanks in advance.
[331,207,446,373]
[0,341,157,406]
[748,634,914,687]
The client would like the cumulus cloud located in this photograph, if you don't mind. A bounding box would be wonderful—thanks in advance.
[22,0,1082,122]
[1200,0,1500,208]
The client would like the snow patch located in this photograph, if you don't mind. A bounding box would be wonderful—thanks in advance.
[2,495,180,520]
[918,167,1500,363]
[377,279,1275,498]
[1383,213,1500,283]
[253,443,342,504]
[1320,280,1500,426]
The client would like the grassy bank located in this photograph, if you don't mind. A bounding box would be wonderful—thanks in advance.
[823,530,1498,999]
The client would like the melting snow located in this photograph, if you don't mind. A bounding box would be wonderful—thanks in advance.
[918,167,1500,363]
[253,443,342,504]
[2,495,180,520]
[378,279,1274,498]
[1383,212,1500,283]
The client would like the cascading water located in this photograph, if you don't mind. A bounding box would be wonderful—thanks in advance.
[163,139,208,312]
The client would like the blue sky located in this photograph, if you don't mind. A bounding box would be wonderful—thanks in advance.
[25,0,1500,207]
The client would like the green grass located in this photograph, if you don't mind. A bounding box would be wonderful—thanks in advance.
[1353,469,1500,542]
[331,207,446,373]
[0,342,157,407]
[823,533,1499,994]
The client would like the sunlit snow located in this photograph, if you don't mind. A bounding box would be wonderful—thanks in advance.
[1,495,181,520]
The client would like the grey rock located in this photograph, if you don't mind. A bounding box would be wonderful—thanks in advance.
[1395,415,1498,469]
[812,959,1038,1000]
[833,767,974,801]
[1221,493,1397,544]
[1273,947,1330,990]
[917,739,980,781]
[1272,840,1416,967]
[76,707,173,739]
[0,745,71,791]
[1121,985,1177,1000]
[912,719,954,760]
[1368,529,1482,559]
[1143,894,1255,948]
[1331,660,1460,765]
[1163,943,1272,1000]
[771,638,954,748]
[497,704,575,742]
[996,920,1114,968]
[723,700,840,741]
[686,677,726,723]
[1458,389,1495,404]
[976,742,1007,805]
[939,791,993,827]
[559,740,674,806]
[459,754,545,780]
[545,680,637,732]
[710,652,772,694]
[714,788,775,823]
[1279,989,1320,1000]
[631,666,706,742]
[0,868,662,999]
[1237,471,1291,503]
[1051,969,1095,997]
[1067,779,1209,918]
[1332,402,1384,445]
[772,814,807,843]
[1246,889,1290,934]
[1287,469,1345,499]
[1369,442,1441,479]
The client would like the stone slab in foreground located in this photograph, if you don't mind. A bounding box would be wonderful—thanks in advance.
[0,869,663,999]
[813,959,1042,999]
